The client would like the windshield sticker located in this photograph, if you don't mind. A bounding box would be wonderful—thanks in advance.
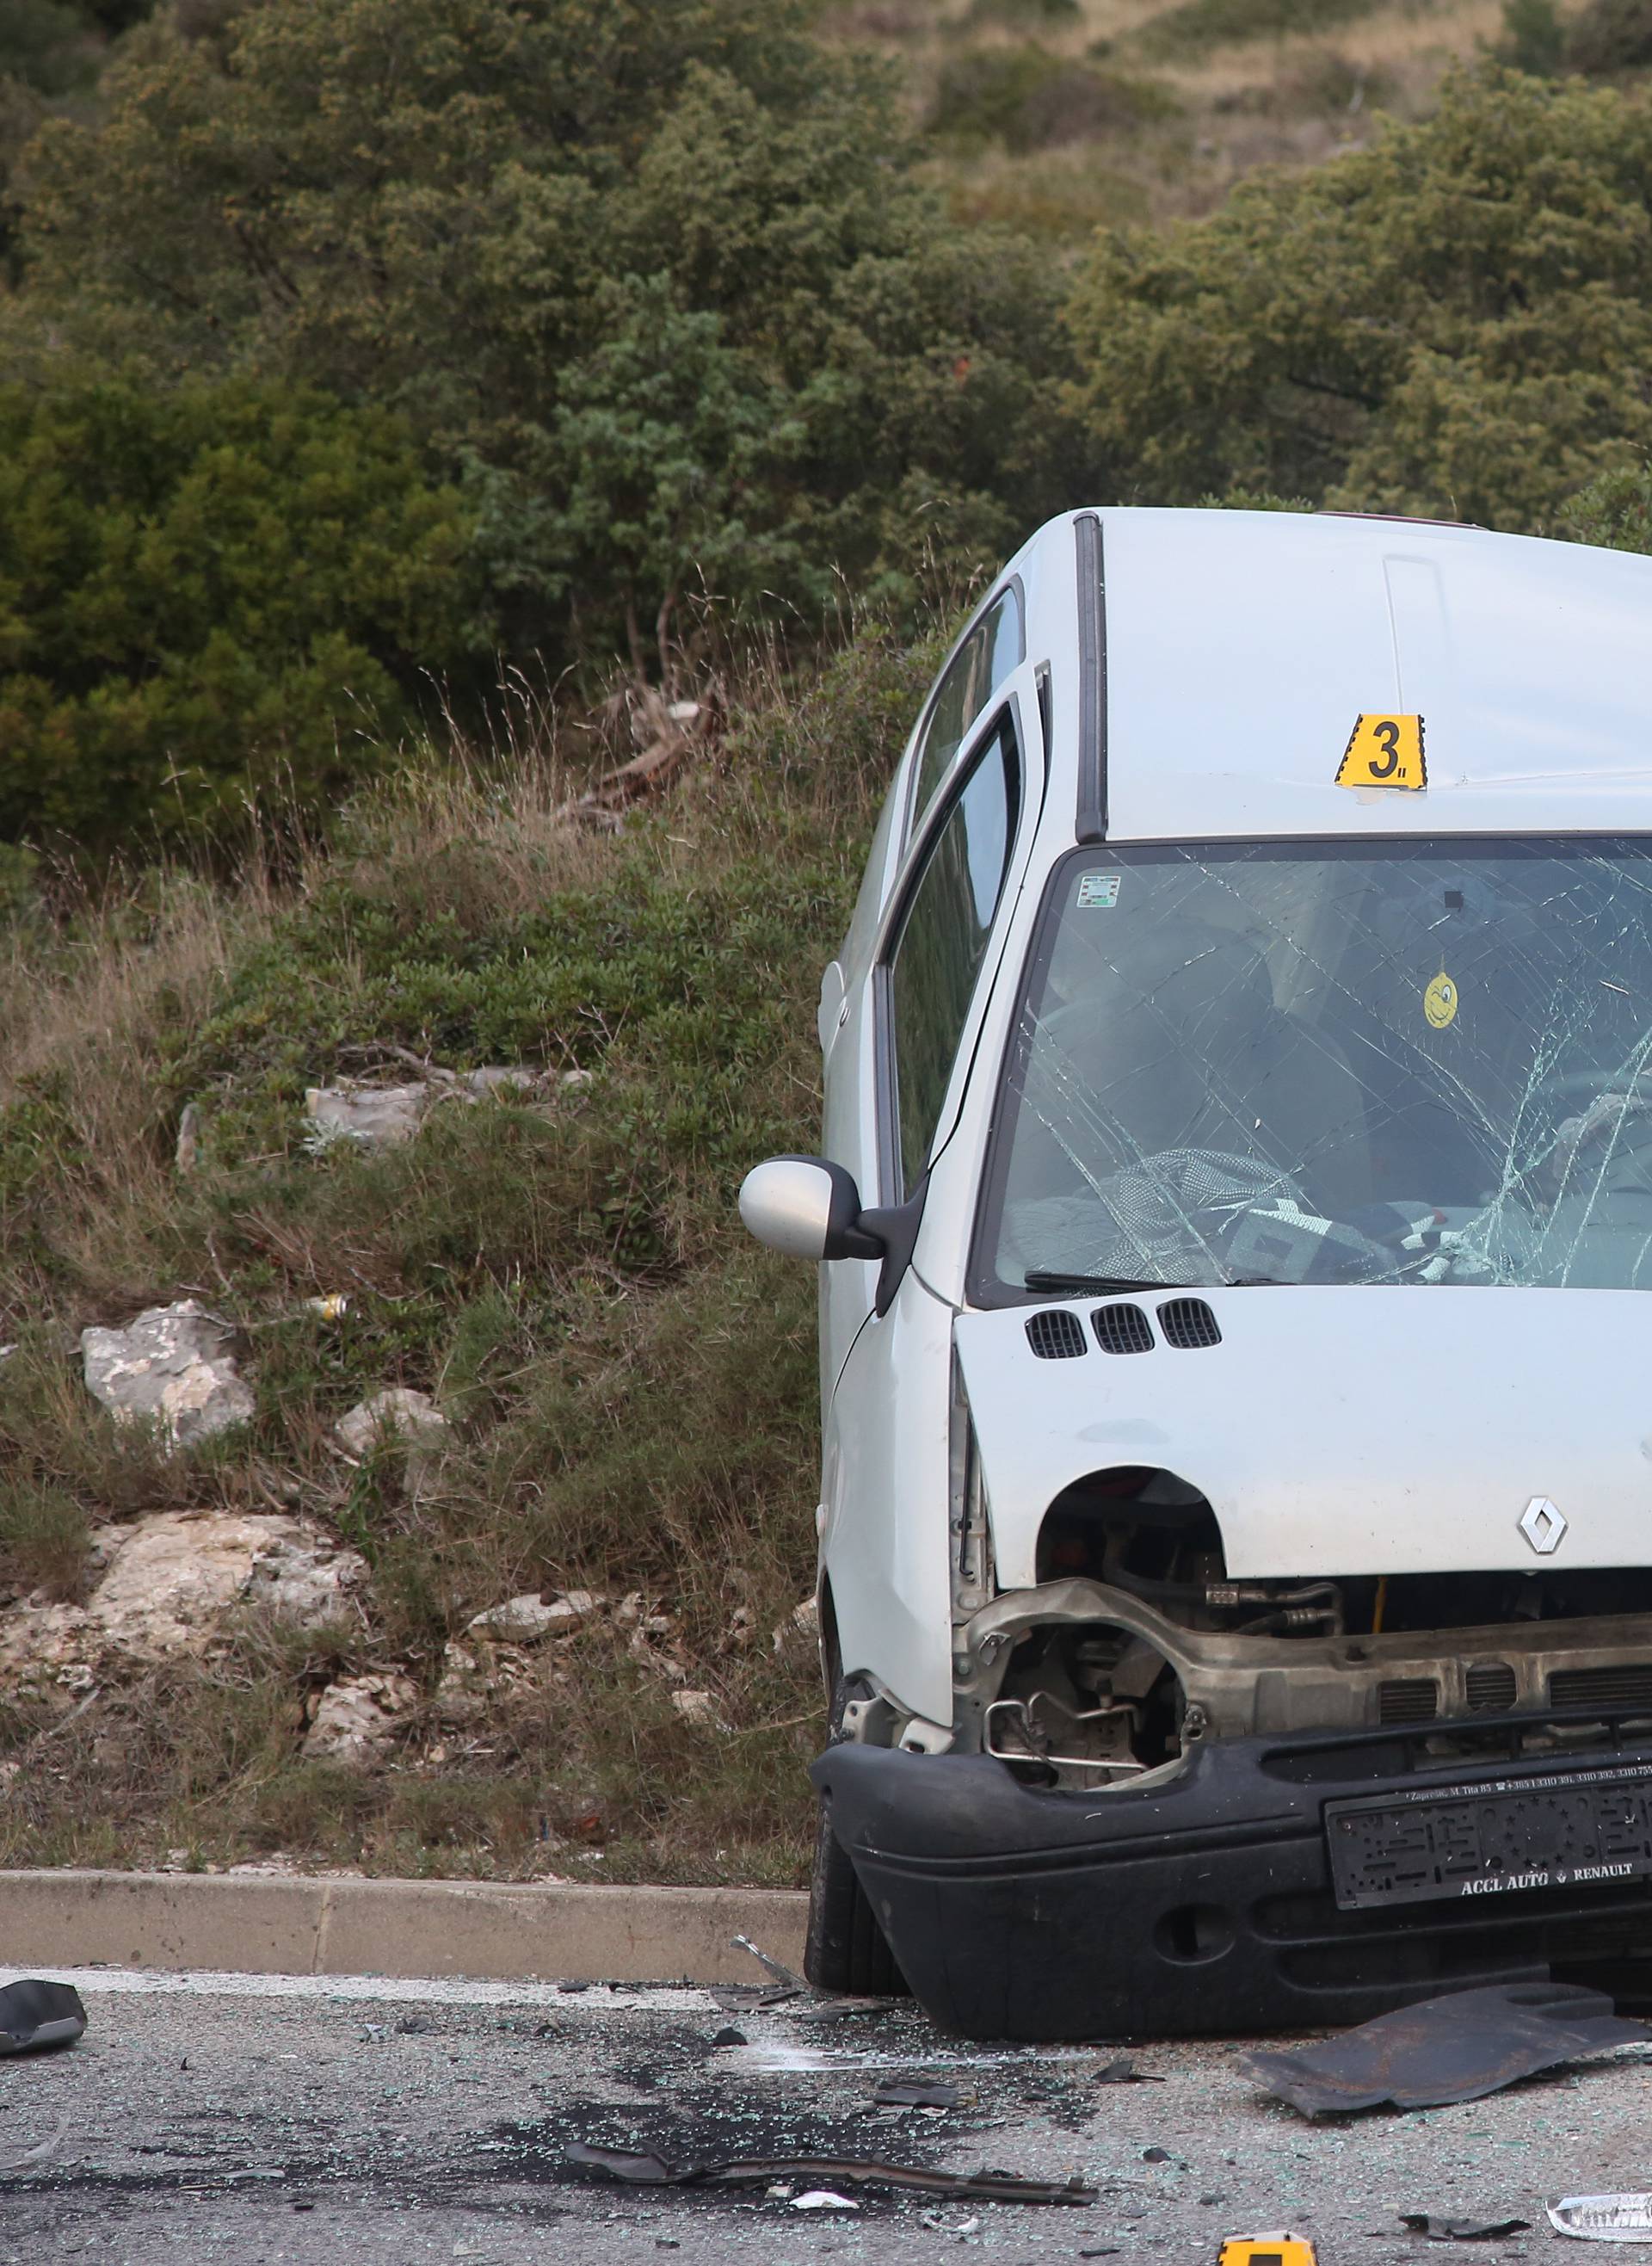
[1336,713,1427,793]
[1076,874,1122,910]
[1425,972,1459,1029]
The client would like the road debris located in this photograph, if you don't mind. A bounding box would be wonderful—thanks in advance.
[564,2142,1096,2204]
[730,1934,807,1991]
[791,2190,859,2211]
[1550,2195,1652,2240]
[1401,2216,1534,2241]
[1093,2056,1162,2084]
[873,2080,966,2110]
[1244,1982,1649,2115]
[1220,2236,1318,2266]
[0,1978,86,2055]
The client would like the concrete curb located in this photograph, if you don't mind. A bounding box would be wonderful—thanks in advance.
[0,1869,807,1985]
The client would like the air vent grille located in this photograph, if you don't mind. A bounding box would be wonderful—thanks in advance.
[1092,1302,1155,1356]
[1026,1309,1088,1361]
[1465,1662,1517,1712]
[1157,1297,1222,1350]
[1550,1664,1652,1711]
[1378,1677,1439,1725]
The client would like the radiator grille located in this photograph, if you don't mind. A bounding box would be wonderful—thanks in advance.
[1550,1664,1652,1711]
[1378,1677,1439,1725]
[1026,1309,1088,1361]
[1157,1297,1222,1350]
[1465,1662,1518,1712]
[1091,1303,1155,1356]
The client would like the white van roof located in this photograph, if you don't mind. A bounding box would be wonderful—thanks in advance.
[1014,508,1652,845]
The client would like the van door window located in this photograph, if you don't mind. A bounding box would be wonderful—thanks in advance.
[887,713,1022,1197]
[909,586,1024,834]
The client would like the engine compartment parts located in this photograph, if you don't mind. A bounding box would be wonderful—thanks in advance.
[1242,1982,1649,2115]
[0,1978,86,2056]
[1549,2195,1652,2240]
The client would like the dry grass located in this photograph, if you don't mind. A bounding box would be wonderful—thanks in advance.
[0,624,940,1883]
[821,0,1597,226]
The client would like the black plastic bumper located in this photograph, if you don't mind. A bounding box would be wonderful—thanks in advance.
[812,1720,1652,2041]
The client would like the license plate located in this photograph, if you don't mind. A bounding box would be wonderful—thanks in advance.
[1326,1763,1652,1911]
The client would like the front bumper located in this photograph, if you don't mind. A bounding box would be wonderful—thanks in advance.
[813,1714,1652,2041]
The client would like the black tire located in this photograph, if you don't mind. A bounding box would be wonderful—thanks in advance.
[804,1683,908,1997]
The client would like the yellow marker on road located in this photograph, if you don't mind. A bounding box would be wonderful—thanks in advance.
[1335,713,1427,792]
[1219,2238,1318,2266]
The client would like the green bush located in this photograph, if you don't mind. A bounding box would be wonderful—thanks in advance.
[1137,0,1379,54]
[1063,66,1652,528]
[962,0,1082,25]
[7,0,1072,669]
[930,44,1175,151]
[1496,0,1566,73]
[0,378,484,847]
[1561,460,1652,549]
[1565,0,1652,73]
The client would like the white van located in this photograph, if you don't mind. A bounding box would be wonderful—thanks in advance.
[740,507,1652,2041]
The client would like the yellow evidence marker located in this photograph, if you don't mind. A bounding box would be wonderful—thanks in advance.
[1335,713,1427,792]
[1219,2238,1319,2266]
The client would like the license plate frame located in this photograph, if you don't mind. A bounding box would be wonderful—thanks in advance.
[1326,1762,1652,1911]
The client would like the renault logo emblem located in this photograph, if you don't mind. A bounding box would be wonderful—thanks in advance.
[1519,1496,1567,1555]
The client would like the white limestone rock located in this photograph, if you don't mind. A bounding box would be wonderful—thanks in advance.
[303,1672,419,1763]
[80,1300,255,1448]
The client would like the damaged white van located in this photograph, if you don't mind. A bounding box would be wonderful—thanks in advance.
[740,506,1652,2041]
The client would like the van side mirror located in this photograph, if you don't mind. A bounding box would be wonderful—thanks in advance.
[738,1157,882,1262]
[738,1155,929,1318]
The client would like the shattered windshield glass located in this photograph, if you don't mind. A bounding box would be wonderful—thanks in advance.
[980,839,1652,1296]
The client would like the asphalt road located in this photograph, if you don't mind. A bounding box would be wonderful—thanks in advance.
[2,1965,1649,2263]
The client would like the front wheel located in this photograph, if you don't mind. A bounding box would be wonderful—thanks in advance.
[804,1685,907,1996]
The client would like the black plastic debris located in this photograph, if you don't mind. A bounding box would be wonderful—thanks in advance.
[565,2142,1095,2205]
[1094,2058,1163,2086]
[709,2027,747,2049]
[730,1934,807,1991]
[708,1985,802,2014]
[1143,2146,1174,2164]
[1400,2217,1533,2242]
[873,2081,964,2110]
[0,1979,85,2057]
[1244,1983,1649,2116]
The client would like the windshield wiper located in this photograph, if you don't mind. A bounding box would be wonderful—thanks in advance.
[1022,1269,1283,1294]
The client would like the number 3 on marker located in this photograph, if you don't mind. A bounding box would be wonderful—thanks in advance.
[1335,713,1427,793]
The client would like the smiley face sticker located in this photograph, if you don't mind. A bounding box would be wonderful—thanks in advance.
[1424,972,1458,1029]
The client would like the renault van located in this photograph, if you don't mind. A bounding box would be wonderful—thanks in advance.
[740,508,1652,2040]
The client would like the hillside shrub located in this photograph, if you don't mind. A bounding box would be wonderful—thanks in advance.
[930,44,1176,150]
[8,0,1072,666]
[1062,67,1652,527]
[0,378,484,848]
[1136,0,1378,53]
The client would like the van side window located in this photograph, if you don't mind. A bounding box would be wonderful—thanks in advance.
[909,586,1023,833]
[887,714,1022,1197]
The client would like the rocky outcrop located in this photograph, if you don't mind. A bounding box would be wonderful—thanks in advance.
[302,1672,419,1763]
[0,1512,368,1698]
[80,1301,255,1448]
[301,1066,576,1153]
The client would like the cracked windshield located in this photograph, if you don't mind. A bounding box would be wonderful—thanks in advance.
[986,840,1652,1296]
